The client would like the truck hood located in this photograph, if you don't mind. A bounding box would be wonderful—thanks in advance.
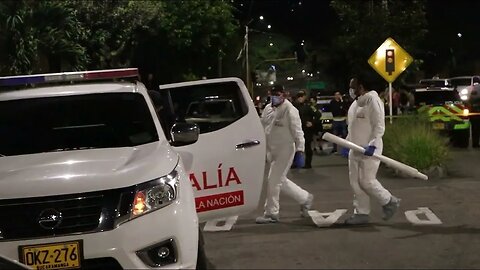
[0,142,178,199]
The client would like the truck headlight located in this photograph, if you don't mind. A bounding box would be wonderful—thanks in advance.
[114,168,180,227]
[131,170,179,218]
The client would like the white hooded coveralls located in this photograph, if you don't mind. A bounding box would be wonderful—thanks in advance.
[347,90,392,215]
[261,99,310,216]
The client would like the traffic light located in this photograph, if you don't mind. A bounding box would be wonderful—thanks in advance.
[385,49,395,75]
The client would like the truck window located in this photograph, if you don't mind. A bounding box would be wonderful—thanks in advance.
[450,78,472,87]
[414,91,460,106]
[0,93,159,156]
[473,77,480,85]
[419,79,451,88]
[168,82,248,134]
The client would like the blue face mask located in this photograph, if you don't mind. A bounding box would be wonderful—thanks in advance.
[271,95,284,106]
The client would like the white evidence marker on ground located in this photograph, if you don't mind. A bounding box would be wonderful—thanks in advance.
[404,207,443,225]
[203,216,239,232]
[308,209,348,227]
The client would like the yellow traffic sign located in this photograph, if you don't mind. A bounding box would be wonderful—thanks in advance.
[368,37,413,83]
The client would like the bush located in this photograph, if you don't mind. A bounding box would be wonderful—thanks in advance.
[383,115,449,171]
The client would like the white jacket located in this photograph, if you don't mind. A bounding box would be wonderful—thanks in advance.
[261,99,305,152]
[346,90,385,159]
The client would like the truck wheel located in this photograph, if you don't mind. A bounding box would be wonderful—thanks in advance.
[453,129,470,148]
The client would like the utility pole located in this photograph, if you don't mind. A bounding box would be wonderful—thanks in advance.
[245,25,252,97]
[218,49,223,77]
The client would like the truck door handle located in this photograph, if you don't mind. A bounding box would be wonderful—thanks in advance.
[236,140,261,149]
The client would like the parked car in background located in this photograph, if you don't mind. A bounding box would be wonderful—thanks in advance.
[450,75,480,102]
[414,81,470,148]
[315,90,336,132]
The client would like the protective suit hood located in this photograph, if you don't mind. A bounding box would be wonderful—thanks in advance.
[260,100,305,152]
[346,89,385,159]
[357,90,379,108]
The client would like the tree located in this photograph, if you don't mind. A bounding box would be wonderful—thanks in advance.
[0,0,238,83]
[69,0,165,70]
[139,0,238,82]
[246,32,302,88]
[0,0,87,74]
[326,0,427,89]
[249,33,297,70]
[72,0,238,82]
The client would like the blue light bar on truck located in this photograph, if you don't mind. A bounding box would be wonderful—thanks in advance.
[0,68,139,87]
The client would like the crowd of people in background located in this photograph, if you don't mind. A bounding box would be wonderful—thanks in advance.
[379,87,415,115]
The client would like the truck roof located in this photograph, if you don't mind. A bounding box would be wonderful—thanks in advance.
[0,82,139,101]
[0,68,141,101]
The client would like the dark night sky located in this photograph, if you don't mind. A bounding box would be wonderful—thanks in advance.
[233,0,480,75]
[234,0,479,42]
[234,0,336,43]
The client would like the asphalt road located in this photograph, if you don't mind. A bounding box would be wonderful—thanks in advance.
[203,146,480,269]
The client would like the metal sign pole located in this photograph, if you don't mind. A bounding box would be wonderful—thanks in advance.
[389,82,393,124]
[368,38,413,125]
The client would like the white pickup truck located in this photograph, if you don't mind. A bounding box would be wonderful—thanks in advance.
[0,69,266,269]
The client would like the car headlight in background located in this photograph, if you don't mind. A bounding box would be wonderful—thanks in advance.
[461,88,469,95]
[460,95,468,101]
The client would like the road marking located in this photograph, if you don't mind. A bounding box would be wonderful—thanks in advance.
[405,207,443,225]
[308,209,348,227]
[203,216,238,232]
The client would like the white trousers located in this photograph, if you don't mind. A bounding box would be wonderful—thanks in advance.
[348,157,391,215]
[264,143,309,216]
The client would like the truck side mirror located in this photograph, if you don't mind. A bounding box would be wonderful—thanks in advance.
[170,122,200,146]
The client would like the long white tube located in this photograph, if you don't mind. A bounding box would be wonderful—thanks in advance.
[322,132,428,180]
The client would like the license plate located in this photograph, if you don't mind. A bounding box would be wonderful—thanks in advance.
[433,123,445,130]
[19,240,83,270]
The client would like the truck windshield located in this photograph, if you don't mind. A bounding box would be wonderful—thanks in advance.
[186,100,236,118]
[0,93,159,156]
[450,78,472,86]
[414,90,460,106]
[419,79,451,88]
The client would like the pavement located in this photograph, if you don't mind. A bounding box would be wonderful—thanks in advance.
[203,146,480,269]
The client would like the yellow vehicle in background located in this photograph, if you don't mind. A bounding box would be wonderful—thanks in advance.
[414,80,470,148]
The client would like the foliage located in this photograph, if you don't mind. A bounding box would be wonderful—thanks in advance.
[0,0,238,82]
[383,114,449,171]
[149,0,238,82]
[0,0,87,74]
[69,0,166,69]
[326,0,427,88]
[249,32,299,75]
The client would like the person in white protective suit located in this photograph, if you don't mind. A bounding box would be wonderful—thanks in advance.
[256,85,314,224]
[341,76,401,225]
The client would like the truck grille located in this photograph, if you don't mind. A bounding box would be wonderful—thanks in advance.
[0,189,129,240]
